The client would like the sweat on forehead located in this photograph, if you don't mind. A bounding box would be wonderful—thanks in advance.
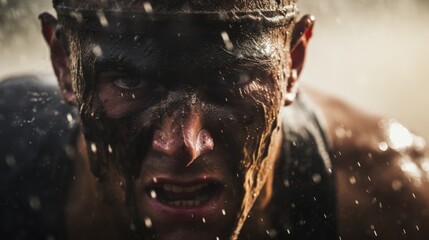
[54,0,298,12]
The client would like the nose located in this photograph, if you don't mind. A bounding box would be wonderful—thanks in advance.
[152,107,214,166]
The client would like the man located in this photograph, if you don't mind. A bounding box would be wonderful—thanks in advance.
[1,0,428,239]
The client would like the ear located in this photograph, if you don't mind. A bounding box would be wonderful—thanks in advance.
[39,12,76,106]
[284,15,315,105]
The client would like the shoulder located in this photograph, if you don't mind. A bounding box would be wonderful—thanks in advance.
[0,75,78,239]
[303,85,429,239]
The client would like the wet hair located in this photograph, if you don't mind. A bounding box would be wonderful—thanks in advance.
[53,0,298,12]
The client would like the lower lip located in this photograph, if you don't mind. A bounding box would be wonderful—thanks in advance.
[146,187,224,222]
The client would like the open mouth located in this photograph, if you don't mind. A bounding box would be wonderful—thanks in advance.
[147,181,223,209]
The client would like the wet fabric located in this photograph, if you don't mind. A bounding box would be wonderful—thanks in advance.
[268,93,337,239]
[0,76,336,239]
[0,76,79,240]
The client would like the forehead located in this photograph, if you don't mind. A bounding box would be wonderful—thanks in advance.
[59,1,296,74]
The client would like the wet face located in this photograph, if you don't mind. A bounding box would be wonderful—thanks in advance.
[57,3,294,240]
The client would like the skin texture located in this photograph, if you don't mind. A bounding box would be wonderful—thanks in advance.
[304,86,429,240]
[40,1,429,239]
[41,1,307,239]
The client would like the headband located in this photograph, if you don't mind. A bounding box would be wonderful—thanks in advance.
[56,4,298,36]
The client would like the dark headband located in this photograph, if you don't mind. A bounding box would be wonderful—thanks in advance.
[56,4,298,36]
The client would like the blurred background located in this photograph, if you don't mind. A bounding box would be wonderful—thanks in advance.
[0,0,428,139]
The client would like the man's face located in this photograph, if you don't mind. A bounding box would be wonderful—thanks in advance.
[60,3,292,239]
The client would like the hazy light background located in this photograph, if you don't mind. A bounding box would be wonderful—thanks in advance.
[0,0,428,139]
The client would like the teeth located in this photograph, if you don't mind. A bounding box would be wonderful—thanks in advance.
[162,183,208,193]
[169,200,202,207]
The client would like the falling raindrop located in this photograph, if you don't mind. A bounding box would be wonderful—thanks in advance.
[96,11,109,27]
[66,113,73,123]
[220,31,234,50]
[349,176,356,185]
[143,2,153,13]
[29,195,41,211]
[90,143,97,153]
[312,173,322,183]
[144,217,153,228]
[150,190,157,199]
[202,217,206,223]
[221,209,226,215]
[5,154,16,167]
[108,144,113,153]
[92,45,103,57]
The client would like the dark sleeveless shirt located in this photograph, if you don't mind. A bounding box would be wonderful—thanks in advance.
[0,76,337,240]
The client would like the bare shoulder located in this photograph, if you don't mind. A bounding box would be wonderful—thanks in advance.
[303,85,429,239]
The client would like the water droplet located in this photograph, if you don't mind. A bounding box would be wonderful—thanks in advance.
[390,180,402,191]
[153,177,158,183]
[220,31,234,50]
[108,144,113,153]
[312,173,322,183]
[221,209,226,215]
[92,45,103,57]
[66,113,73,123]
[378,142,388,151]
[90,143,97,153]
[150,190,157,199]
[355,200,359,205]
[29,195,41,210]
[202,217,206,223]
[144,217,152,228]
[387,121,413,150]
[143,2,153,13]
[349,176,356,184]
[5,154,16,167]
[96,11,109,27]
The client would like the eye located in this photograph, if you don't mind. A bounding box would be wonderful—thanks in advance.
[98,71,150,90]
[113,75,149,90]
[218,72,253,86]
